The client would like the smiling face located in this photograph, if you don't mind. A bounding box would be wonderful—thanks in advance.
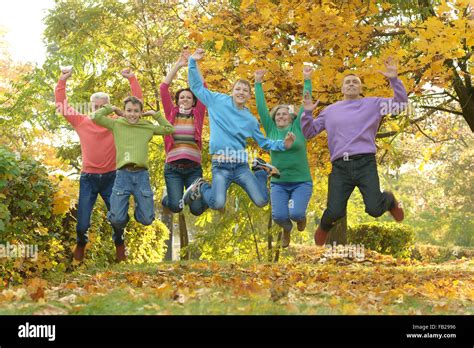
[177,90,194,110]
[341,74,362,99]
[232,81,251,108]
[123,101,142,124]
[273,106,293,129]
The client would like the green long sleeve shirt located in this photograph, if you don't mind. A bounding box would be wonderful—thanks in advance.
[255,79,312,183]
[90,105,175,169]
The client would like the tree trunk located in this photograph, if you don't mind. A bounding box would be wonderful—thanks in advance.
[267,214,273,262]
[178,213,189,260]
[162,210,173,261]
[273,232,282,262]
[327,216,347,245]
[450,65,474,132]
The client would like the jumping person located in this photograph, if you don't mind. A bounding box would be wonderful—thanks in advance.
[182,48,296,211]
[90,97,175,261]
[254,67,314,248]
[160,48,208,216]
[55,67,143,262]
[301,57,406,246]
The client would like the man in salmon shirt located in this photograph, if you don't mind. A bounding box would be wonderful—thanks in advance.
[55,67,143,262]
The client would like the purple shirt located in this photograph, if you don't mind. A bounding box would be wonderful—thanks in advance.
[301,78,408,162]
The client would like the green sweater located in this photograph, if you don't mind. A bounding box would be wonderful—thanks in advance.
[255,80,312,183]
[90,105,175,169]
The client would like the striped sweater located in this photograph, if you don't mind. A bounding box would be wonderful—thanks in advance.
[166,112,201,163]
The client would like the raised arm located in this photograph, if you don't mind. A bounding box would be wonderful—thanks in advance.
[296,66,314,122]
[377,57,408,115]
[159,49,189,118]
[54,68,87,128]
[254,69,274,134]
[150,111,175,135]
[300,91,324,139]
[121,68,143,100]
[89,104,117,130]
[188,49,219,107]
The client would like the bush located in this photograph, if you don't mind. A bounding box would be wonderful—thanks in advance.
[411,244,474,263]
[348,222,414,258]
[0,146,72,286]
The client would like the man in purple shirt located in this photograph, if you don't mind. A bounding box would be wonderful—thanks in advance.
[301,57,406,246]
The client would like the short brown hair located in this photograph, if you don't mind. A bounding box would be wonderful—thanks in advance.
[123,96,143,111]
[232,79,252,92]
[343,73,363,83]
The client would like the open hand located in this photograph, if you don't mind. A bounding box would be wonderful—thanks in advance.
[378,56,398,79]
[303,91,319,112]
[191,48,205,61]
[284,131,296,149]
[254,69,266,83]
[177,47,191,67]
[303,65,313,80]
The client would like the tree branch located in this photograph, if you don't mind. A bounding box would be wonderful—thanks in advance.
[419,105,464,115]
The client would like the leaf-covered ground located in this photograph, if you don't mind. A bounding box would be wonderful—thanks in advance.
[1,246,473,315]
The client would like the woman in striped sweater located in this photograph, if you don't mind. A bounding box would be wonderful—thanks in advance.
[160,48,208,216]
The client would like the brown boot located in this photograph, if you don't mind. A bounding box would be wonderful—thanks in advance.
[387,192,404,222]
[115,244,127,263]
[314,226,328,246]
[282,229,291,248]
[73,244,86,262]
[296,217,307,231]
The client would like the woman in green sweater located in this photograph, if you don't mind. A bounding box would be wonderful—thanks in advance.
[254,67,314,248]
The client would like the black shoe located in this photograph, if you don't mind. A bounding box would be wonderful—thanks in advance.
[282,229,291,248]
[252,158,280,178]
[182,178,205,205]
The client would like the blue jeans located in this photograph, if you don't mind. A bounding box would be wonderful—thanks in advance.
[201,160,269,210]
[76,171,123,246]
[270,181,313,232]
[162,163,208,216]
[108,169,155,234]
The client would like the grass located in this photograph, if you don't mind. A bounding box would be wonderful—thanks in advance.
[1,251,473,315]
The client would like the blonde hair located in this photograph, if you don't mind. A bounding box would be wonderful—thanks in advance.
[232,79,252,92]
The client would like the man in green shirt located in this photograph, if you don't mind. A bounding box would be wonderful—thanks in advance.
[90,96,174,261]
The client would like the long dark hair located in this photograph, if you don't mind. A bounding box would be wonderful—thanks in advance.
[175,88,198,107]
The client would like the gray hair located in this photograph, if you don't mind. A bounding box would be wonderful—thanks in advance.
[270,104,297,121]
[90,92,110,103]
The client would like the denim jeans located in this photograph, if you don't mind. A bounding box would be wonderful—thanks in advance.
[320,154,395,232]
[201,160,269,210]
[76,170,124,246]
[270,181,313,232]
[108,169,155,234]
[162,163,208,216]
